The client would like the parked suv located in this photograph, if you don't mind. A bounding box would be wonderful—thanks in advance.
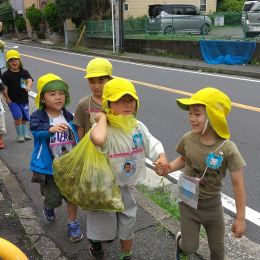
[243,1,260,37]
[241,1,258,25]
[147,4,212,35]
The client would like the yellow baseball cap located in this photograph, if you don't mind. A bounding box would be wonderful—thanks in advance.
[35,73,71,110]
[102,77,139,117]
[84,58,113,78]
[176,87,231,139]
[6,50,23,69]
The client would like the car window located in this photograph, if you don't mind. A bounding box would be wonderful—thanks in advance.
[148,5,162,17]
[186,7,197,15]
[249,2,260,11]
[172,7,185,15]
[243,2,256,11]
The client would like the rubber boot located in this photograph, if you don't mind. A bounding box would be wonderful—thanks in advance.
[22,124,31,140]
[15,125,25,143]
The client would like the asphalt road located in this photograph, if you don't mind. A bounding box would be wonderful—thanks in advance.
[1,43,260,246]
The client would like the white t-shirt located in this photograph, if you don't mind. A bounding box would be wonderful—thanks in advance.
[93,120,165,164]
[49,114,75,159]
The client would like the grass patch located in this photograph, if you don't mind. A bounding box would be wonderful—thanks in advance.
[138,179,207,238]
[6,205,26,219]
[146,51,199,60]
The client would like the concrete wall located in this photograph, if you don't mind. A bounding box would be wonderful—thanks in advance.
[82,36,260,61]
[124,0,217,19]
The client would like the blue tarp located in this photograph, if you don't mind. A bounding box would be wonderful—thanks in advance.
[200,40,256,65]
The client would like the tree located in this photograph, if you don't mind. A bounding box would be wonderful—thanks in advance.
[0,2,14,32]
[43,2,60,32]
[25,5,42,31]
[14,12,26,32]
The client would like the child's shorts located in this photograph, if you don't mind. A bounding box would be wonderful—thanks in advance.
[86,186,137,241]
[40,174,72,209]
[8,102,29,121]
[0,113,6,135]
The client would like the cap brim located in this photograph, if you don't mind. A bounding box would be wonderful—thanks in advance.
[84,73,113,79]
[7,55,20,61]
[109,91,138,103]
[176,99,206,111]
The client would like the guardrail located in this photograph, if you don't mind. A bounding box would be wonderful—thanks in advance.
[83,12,260,41]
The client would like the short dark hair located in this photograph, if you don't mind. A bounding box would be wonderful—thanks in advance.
[124,162,131,169]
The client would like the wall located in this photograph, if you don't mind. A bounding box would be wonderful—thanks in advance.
[124,0,217,19]
[83,36,202,59]
[82,36,260,61]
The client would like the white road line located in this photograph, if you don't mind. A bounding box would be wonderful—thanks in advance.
[7,41,260,84]
[146,158,260,227]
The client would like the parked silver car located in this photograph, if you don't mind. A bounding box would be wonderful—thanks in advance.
[241,0,257,25]
[147,4,212,35]
[243,1,260,37]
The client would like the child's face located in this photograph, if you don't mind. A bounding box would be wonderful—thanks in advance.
[124,164,131,173]
[109,94,136,116]
[8,58,20,71]
[88,77,110,97]
[189,105,207,134]
[40,90,66,111]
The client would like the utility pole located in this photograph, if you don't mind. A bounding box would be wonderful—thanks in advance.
[116,0,124,54]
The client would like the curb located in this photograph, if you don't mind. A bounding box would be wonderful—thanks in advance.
[4,38,260,80]
[0,159,68,260]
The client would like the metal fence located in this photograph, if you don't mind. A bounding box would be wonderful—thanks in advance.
[83,12,260,41]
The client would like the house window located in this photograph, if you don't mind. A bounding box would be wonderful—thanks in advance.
[200,0,206,12]
[124,3,129,12]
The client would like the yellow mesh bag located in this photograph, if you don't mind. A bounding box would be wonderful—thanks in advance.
[52,130,125,212]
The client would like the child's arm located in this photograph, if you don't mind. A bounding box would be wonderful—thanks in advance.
[230,168,246,238]
[24,78,33,92]
[90,112,108,147]
[154,155,185,176]
[77,126,85,141]
[1,89,11,104]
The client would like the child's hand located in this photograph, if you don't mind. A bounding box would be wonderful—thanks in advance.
[231,219,246,238]
[3,96,11,104]
[154,164,167,176]
[94,112,107,123]
[153,153,171,176]
[49,123,68,134]
[24,86,31,92]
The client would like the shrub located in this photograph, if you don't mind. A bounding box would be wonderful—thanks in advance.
[14,12,27,32]
[43,2,59,29]
[0,2,14,33]
[217,0,245,13]
[36,30,45,39]
[51,24,61,32]
[25,6,42,31]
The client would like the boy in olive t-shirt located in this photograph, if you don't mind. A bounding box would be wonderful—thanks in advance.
[154,88,246,260]
[73,58,113,140]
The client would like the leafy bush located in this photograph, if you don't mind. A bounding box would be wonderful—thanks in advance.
[0,2,14,33]
[36,30,45,39]
[217,0,245,13]
[14,12,27,32]
[51,24,61,32]
[125,14,147,35]
[43,2,59,29]
[25,6,42,31]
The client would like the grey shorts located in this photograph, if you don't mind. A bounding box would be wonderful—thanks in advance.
[0,113,6,135]
[40,174,72,209]
[86,186,137,241]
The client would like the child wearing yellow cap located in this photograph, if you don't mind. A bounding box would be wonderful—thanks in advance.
[2,50,33,142]
[155,88,246,260]
[88,77,170,260]
[73,58,113,141]
[29,74,83,243]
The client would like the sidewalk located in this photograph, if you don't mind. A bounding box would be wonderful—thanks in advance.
[1,37,260,260]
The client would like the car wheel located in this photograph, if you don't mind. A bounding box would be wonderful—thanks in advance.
[164,26,173,35]
[201,24,211,35]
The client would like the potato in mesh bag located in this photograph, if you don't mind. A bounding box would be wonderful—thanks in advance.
[53,130,125,212]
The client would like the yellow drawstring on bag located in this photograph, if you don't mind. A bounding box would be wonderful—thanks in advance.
[53,130,125,212]
[105,109,138,136]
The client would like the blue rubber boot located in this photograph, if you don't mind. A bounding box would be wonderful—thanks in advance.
[15,125,25,143]
[22,124,31,140]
